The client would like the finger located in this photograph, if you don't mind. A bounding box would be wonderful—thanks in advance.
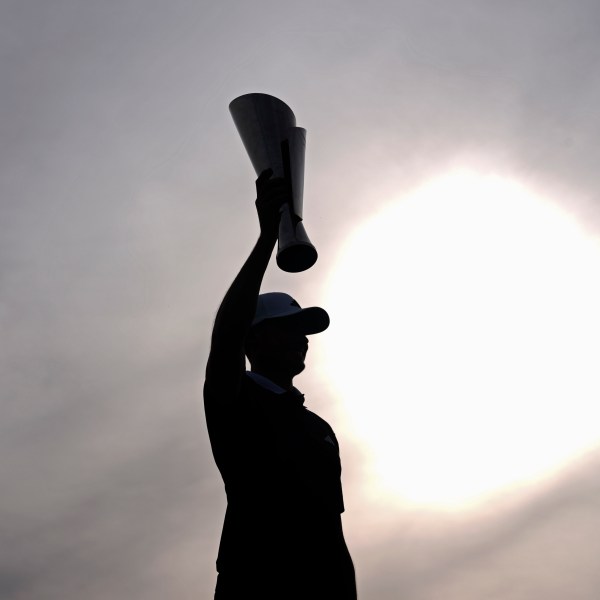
[262,181,289,205]
[256,190,288,212]
[263,178,287,195]
[258,168,273,181]
[255,168,274,192]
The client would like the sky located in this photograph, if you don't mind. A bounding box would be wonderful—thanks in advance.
[2,1,600,598]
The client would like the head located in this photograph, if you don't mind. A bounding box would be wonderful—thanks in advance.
[245,318,310,378]
[245,293,329,384]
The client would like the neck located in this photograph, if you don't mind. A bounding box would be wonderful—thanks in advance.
[250,366,294,391]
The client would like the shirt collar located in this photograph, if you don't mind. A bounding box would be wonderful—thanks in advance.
[247,371,286,393]
[246,371,304,403]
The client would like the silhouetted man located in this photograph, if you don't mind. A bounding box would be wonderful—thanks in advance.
[204,170,356,599]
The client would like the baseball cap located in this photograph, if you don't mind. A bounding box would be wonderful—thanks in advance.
[252,292,330,334]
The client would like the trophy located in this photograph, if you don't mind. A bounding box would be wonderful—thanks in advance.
[229,93,318,273]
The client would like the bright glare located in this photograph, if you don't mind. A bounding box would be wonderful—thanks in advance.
[322,170,600,510]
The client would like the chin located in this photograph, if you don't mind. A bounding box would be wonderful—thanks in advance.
[284,360,305,377]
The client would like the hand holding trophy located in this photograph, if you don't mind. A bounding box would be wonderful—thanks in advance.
[229,93,318,273]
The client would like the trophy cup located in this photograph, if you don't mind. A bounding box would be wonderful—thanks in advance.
[229,93,318,273]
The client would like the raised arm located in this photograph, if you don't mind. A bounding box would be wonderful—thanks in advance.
[204,170,288,400]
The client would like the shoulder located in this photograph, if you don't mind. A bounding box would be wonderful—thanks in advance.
[302,407,338,442]
[203,338,246,404]
[203,371,255,403]
[303,406,333,428]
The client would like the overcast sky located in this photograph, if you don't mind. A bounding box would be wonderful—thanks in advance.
[3,1,600,599]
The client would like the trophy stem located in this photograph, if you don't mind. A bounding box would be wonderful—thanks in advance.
[276,206,318,273]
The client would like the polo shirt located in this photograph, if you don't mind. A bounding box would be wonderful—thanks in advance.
[204,371,346,575]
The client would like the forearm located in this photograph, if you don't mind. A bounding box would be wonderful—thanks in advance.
[212,231,277,345]
[209,169,286,352]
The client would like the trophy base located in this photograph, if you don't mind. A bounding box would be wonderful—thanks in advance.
[276,243,318,273]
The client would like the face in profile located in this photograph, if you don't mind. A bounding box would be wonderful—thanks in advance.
[247,319,309,377]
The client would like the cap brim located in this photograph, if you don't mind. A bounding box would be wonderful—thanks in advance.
[262,306,330,335]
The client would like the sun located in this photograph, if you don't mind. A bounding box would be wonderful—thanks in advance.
[320,169,600,510]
